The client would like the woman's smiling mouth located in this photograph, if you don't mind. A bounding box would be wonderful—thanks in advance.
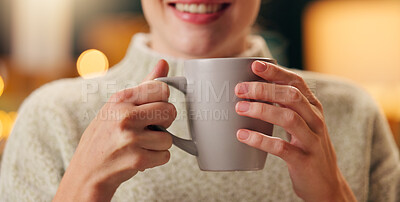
[167,2,231,24]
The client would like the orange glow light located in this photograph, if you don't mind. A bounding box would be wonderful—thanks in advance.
[303,1,400,121]
[303,1,400,84]
[77,49,109,79]
[0,120,3,139]
[0,111,17,139]
[0,76,4,97]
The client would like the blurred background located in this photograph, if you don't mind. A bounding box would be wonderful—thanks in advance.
[0,0,399,155]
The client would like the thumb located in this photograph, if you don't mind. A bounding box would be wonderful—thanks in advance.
[142,59,169,82]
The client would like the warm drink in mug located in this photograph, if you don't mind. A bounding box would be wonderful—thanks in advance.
[153,57,276,171]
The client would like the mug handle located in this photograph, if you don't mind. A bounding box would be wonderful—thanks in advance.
[150,77,198,156]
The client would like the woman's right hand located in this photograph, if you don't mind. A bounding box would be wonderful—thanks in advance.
[54,60,176,202]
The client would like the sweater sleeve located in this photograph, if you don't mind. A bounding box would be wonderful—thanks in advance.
[368,108,400,201]
[0,89,69,202]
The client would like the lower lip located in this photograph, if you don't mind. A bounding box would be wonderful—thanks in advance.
[169,5,229,24]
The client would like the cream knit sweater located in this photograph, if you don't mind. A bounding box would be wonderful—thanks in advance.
[0,33,399,202]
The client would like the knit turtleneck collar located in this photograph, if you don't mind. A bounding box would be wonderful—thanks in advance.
[117,33,274,77]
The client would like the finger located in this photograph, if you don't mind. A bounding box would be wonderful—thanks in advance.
[235,82,323,132]
[110,80,170,105]
[143,59,169,82]
[109,60,169,104]
[135,130,173,151]
[237,129,305,164]
[251,61,320,107]
[122,102,177,129]
[235,101,318,148]
[133,149,171,172]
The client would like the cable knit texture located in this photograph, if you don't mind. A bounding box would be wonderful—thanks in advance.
[0,33,399,201]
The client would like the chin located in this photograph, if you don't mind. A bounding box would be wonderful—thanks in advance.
[171,32,231,58]
[178,42,220,58]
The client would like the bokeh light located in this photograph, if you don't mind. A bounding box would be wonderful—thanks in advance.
[0,76,4,97]
[0,111,17,139]
[0,120,3,139]
[77,49,109,79]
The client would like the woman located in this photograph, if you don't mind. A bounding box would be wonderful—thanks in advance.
[0,0,399,201]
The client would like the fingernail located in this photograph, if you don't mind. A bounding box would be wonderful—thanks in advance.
[236,83,248,94]
[254,61,267,72]
[237,130,250,140]
[237,102,250,112]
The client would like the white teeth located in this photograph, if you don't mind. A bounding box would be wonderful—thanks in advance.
[176,3,184,11]
[189,4,197,13]
[198,4,207,14]
[174,3,225,14]
[184,4,190,12]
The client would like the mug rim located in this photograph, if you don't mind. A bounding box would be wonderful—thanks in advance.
[184,57,277,65]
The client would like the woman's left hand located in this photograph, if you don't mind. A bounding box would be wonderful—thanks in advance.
[235,61,357,202]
